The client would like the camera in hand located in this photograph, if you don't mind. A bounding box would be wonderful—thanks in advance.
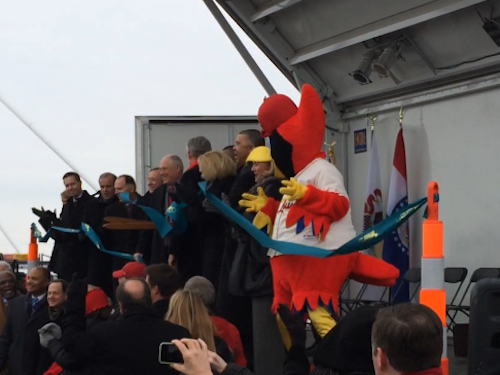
[158,342,183,365]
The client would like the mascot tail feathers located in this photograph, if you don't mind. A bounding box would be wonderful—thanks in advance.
[349,253,399,286]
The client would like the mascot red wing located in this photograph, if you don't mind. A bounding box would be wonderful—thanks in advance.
[239,84,399,339]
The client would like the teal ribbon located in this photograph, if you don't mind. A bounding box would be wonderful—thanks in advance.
[118,193,173,237]
[198,181,427,258]
[118,192,188,236]
[80,223,142,262]
[31,223,80,243]
[31,223,143,263]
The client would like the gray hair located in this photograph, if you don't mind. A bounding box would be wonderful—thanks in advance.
[166,155,184,174]
[183,276,215,307]
[99,172,117,181]
[0,270,15,280]
[0,261,12,273]
[187,136,212,159]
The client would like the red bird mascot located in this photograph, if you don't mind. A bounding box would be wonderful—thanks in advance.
[239,84,399,341]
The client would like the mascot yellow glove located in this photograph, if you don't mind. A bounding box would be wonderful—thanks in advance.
[239,188,273,234]
[280,178,307,201]
[253,211,273,235]
[239,187,268,213]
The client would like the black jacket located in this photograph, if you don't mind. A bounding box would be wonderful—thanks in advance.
[104,199,146,270]
[198,175,236,290]
[230,177,283,297]
[151,299,169,319]
[0,295,52,375]
[136,185,174,264]
[88,308,191,375]
[227,165,255,209]
[49,190,93,280]
[168,165,205,284]
[82,195,118,294]
[46,315,108,375]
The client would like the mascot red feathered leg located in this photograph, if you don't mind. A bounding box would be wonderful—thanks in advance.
[239,84,399,343]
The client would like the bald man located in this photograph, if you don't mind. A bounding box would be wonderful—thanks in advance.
[135,155,184,265]
[87,278,190,374]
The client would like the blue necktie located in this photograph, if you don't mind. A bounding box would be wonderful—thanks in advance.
[31,297,37,315]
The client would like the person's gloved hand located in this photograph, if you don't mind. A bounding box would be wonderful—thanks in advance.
[221,193,230,206]
[38,323,62,348]
[67,273,88,299]
[202,198,221,214]
[277,304,307,347]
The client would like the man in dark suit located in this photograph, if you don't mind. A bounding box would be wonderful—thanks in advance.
[0,267,52,375]
[83,172,118,297]
[49,172,93,281]
[105,175,145,271]
[135,155,184,265]
[89,278,190,375]
[168,136,212,284]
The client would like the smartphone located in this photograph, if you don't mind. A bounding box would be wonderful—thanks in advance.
[158,342,183,365]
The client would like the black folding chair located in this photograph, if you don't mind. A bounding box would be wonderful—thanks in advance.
[339,281,368,313]
[338,278,351,316]
[447,267,500,331]
[444,267,468,332]
[383,267,421,305]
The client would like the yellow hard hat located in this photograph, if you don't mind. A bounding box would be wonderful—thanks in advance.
[246,146,284,178]
[246,146,273,163]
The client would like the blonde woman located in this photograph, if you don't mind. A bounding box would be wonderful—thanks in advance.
[232,146,286,375]
[196,151,237,292]
[166,290,234,363]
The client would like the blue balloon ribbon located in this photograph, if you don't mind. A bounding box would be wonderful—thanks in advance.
[197,181,427,258]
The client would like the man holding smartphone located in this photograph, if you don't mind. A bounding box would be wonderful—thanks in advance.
[85,278,191,374]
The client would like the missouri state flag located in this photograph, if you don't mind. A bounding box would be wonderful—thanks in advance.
[362,128,384,257]
[382,128,410,303]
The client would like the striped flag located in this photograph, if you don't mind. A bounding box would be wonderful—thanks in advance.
[382,128,410,303]
[362,128,385,301]
[362,129,384,256]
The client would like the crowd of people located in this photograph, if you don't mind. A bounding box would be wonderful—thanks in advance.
[0,80,455,374]
[0,127,449,375]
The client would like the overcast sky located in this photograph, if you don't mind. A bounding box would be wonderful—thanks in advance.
[0,0,299,257]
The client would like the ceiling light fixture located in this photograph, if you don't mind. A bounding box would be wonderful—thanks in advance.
[371,40,407,84]
[350,50,379,85]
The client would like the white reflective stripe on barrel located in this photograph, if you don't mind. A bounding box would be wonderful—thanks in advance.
[421,257,445,290]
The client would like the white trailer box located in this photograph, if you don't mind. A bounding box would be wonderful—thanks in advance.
[134,116,261,194]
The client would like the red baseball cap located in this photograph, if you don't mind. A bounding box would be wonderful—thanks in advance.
[112,261,146,279]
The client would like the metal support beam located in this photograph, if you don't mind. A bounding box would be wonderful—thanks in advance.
[290,0,487,65]
[340,71,500,119]
[0,222,20,253]
[251,0,305,22]
[0,95,99,191]
[204,0,277,96]
[214,0,342,115]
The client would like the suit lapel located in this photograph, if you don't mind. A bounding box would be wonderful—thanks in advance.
[26,296,47,325]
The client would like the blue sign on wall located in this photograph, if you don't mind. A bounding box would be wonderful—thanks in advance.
[354,129,367,154]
